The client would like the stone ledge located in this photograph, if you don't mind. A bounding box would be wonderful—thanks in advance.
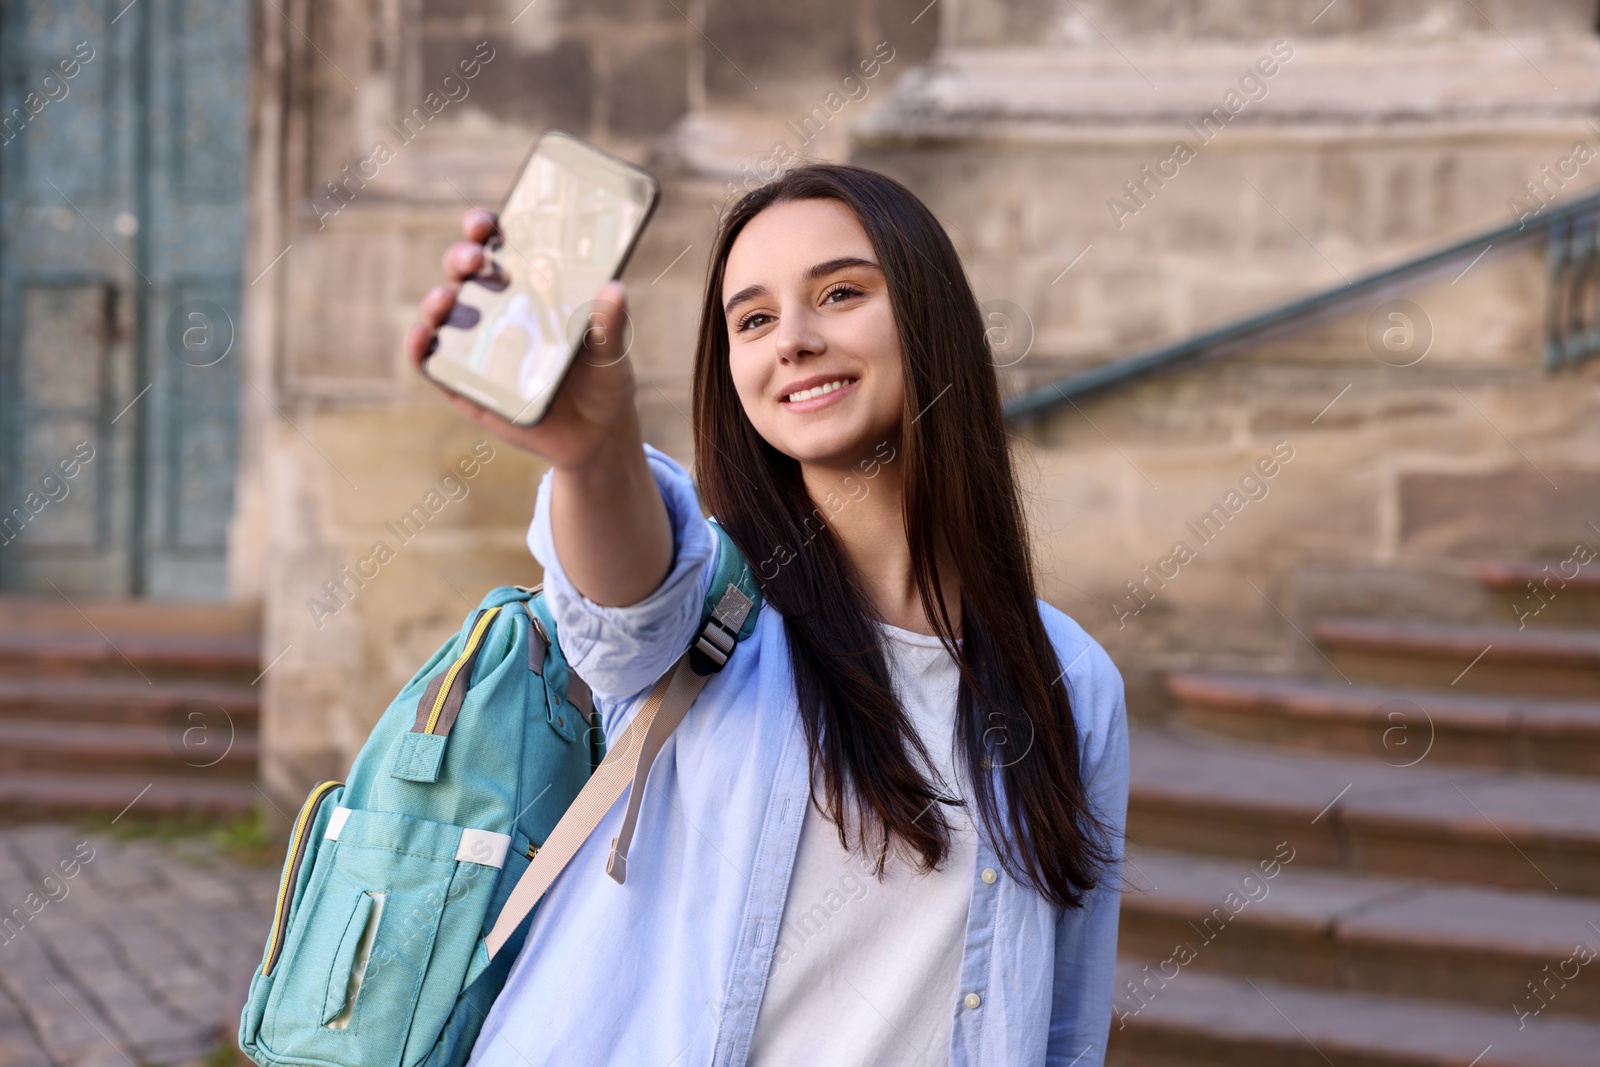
[854,39,1600,145]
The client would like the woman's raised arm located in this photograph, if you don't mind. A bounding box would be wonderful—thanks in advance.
[405,208,672,606]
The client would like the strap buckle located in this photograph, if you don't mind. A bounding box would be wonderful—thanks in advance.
[688,583,754,675]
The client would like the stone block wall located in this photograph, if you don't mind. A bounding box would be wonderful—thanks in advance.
[855,41,1600,385]
[240,0,937,817]
[845,0,1600,714]
[1008,241,1600,715]
[241,0,1600,817]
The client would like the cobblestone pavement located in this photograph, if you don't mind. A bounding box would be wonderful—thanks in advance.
[0,823,278,1067]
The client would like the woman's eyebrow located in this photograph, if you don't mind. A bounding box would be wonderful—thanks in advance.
[723,283,766,317]
[803,255,879,282]
[723,256,881,316]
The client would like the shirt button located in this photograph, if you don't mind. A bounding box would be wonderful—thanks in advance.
[981,868,997,884]
[964,993,981,1009]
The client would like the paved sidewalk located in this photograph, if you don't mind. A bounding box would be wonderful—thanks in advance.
[0,823,278,1067]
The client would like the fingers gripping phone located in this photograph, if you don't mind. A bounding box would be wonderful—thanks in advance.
[425,130,660,425]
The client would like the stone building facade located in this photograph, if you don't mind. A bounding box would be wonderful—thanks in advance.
[241,0,1600,812]
[241,0,939,812]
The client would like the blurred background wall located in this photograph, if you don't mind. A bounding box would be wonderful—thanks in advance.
[236,0,1600,810]
[239,0,938,809]
[7,3,1600,1063]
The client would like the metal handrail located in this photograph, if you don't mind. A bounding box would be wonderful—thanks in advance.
[1003,186,1600,421]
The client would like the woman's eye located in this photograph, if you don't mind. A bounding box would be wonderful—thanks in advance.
[823,285,862,304]
[736,311,773,332]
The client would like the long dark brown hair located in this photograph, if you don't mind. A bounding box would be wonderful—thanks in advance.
[691,163,1114,908]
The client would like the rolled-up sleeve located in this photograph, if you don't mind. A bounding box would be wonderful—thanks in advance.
[1046,638,1130,1066]
[527,443,717,704]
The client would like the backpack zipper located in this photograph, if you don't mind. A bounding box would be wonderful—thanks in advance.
[262,779,344,976]
[422,606,502,734]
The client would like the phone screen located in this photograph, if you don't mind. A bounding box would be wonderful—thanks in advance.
[429,131,657,424]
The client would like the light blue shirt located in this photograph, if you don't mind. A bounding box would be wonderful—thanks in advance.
[467,445,1129,1067]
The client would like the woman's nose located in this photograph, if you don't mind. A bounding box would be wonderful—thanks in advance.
[773,306,824,363]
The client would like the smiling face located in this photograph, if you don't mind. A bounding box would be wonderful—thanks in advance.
[721,198,905,473]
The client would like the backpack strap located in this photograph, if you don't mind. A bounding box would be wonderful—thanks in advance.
[605,529,756,880]
[485,521,760,959]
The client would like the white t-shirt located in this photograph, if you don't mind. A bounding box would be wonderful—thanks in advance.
[747,622,978,1067]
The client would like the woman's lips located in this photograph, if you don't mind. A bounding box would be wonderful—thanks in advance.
[780,377,859,413]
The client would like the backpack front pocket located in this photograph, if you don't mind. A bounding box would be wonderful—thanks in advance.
[258,808,508,1067]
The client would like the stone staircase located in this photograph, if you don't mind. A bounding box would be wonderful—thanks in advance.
[0,598,261,821]
[1108,560,1600,1066]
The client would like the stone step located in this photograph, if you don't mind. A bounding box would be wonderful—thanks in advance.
[1119,846,1600,1020]
[1478,560,1600,629]
[1106,963,1600,1067]
[0,771,257,819]
[1479,561,1600,595]
[1128,727,1600,894]
[0,629,261,683]
[1312,615,1600,697]
[0,596,258,636]
[1166,670,1600,776]
[0,720,258,779]
[0,674,260,729]
[1478,563,1600,598]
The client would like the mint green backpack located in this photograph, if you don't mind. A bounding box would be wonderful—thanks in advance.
[238,525,760,1067]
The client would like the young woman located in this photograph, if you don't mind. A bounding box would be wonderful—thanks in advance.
[405,163,1129,1067]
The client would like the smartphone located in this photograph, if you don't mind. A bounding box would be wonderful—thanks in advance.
[425,129,660,425]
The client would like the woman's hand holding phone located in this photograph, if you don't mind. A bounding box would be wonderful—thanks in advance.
[405,208,672,605]
[406,208,641,472]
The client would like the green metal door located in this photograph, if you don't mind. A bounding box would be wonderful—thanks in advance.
[0,0,248,599]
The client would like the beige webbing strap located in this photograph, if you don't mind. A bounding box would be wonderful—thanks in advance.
[603,655,709,884]
[484,651,708,959]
